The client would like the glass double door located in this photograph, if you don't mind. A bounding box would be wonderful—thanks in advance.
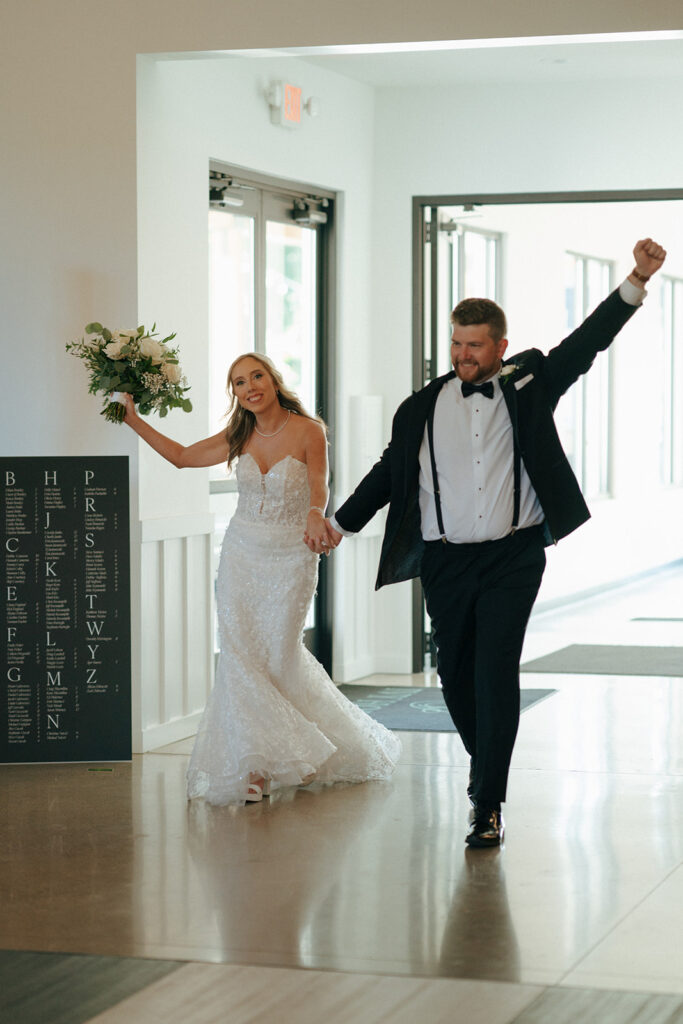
[208,168,334,666]
[208,191,321,442]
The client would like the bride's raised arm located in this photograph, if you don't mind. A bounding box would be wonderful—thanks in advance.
[118,392,229,468]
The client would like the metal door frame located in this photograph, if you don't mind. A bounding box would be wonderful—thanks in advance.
[210,160,337,670]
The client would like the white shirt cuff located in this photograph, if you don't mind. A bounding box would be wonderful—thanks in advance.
[619,278,646,305]
[329,513,354,537]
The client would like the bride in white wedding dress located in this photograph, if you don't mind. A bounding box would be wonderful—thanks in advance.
[119,353,401,805]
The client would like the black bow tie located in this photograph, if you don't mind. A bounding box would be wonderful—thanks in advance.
[461,380,494,399]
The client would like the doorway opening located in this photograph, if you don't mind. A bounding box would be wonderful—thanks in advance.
[412,189,683,671]
[208,162,336,670]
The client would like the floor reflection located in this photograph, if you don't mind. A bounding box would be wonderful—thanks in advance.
[187,781,394,965]
[439,848,520,980]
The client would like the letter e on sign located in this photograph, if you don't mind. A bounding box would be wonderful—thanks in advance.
[284,84,302,126]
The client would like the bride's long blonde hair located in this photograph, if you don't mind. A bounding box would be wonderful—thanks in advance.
[224,352,325,471]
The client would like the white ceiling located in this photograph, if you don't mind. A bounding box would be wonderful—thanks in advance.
[301,38,683,87]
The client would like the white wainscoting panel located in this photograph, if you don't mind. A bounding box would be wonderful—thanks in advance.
[333,531,383,682]
[136,514,214,751]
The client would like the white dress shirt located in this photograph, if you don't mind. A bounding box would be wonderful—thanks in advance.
[331,278,645,540]
[418,373,543,542]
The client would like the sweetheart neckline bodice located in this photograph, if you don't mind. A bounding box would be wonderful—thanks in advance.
[239,452,307,477]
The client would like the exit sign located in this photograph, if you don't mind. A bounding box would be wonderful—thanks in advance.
[268,81,305,130]
[283,84,302,126]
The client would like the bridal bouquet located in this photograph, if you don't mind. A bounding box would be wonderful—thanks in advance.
[66,322,192,423]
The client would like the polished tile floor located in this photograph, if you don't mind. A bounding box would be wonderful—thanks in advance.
[1,567,682,1022]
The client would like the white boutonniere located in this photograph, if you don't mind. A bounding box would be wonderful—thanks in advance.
[499,364,518,385]
[500,362,535,391]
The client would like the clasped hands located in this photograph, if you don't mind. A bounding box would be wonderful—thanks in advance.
[303,514,342,555]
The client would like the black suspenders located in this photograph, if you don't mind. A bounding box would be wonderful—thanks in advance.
[426,399,448,542]
[508,388,522,535]
[426,381,521,543]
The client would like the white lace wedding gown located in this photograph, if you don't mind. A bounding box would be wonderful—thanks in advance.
[186,453,402,806]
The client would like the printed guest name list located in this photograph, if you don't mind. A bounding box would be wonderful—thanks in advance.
[1,458,131,762]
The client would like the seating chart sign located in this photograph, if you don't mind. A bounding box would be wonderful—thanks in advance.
[1,457,131,763]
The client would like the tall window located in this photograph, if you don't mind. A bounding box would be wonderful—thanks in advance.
[556,253,614,499]
[432,221,502,377]
[208,199,321,474]
[451,224,501,304]
[660,276,683,485]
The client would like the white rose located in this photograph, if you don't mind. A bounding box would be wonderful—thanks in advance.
[104,339,126,359]
[139,338,165,365]
[118,329,138,339]
[162,361,182,384]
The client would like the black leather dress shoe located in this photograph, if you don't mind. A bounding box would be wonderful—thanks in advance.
[466,807,504,847]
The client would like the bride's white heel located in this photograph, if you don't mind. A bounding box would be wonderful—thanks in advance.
[246,776,270,802]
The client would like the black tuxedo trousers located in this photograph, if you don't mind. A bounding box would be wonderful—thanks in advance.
[421,524,546,807]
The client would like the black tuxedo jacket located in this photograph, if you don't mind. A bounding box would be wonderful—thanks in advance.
[335,288,640,590]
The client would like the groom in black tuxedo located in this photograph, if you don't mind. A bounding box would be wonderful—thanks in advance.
[311,238,666,847]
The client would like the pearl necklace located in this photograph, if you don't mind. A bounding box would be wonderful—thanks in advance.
[254,409,291,438]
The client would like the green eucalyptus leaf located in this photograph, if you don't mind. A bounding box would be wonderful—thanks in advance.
[85,322,103,334]
[101,328,112,342]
